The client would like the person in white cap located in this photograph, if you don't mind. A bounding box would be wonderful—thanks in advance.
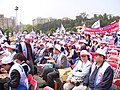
[2,56,28,90]
[36,43,46,64]
[39,44,68,89]
[7,45,16,59]
[63,50,92,90]
[99,40,108,53]
[18,34,35,75]
[117,31,120,45]
[82,48,114,90]
[90,39,100,52]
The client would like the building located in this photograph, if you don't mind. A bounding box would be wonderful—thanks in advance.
[0,14,4,29]
[62,17,71,20]
[32,17,55,26]
[0,14,16,30]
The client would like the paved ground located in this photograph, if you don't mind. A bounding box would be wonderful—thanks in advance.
[33,75,45,90]
[33,67,45,90]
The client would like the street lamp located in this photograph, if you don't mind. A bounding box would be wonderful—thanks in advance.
[14,6,19,31]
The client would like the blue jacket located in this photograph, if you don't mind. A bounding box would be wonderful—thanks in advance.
[83,61,114,90]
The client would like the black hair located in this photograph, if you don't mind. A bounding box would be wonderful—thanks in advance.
[61,47,65,52]
[80,46,87,51]
[95,54,106,59]
[8,62,14,66]
[13,53,27,62]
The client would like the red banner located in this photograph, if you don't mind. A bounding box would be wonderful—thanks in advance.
[84,20,119,34]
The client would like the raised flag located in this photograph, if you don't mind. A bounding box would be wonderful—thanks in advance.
[81,24,86,32]
[119,19,120,31]
[56,24,66,35]
[60,24,66,34]
[0,28,6,44]
[91,20,100,28]
[56,27,60,33]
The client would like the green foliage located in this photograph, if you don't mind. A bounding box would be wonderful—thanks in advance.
[23,24,33,33]
[3,28,13,36]
[33,13,119,33]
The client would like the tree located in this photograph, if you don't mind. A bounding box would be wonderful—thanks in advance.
[33,13,119,33]
[23,24,33,33]
[4,28,13,36]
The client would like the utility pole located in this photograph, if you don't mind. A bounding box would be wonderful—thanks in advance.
[14,6,19,32]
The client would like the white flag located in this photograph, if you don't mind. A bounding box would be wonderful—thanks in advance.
[60,24,66,34]
[56,27,60,33]
[119,19,120,31]
[0,29,6,44]
[91,20,100,28]
[81,24,86,32]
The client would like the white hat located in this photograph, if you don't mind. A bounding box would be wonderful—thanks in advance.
[93,39,99,42]
[59,41,65,45]
[70,38,75,42]
[8,45,16,49]
[95,48,106,56]
[40,43,45,46]
[54,44,61,52]
[2,42,9,47]
[58,36,63,39]
[25,34,32,39]
[117,31,120,35]
[79,40,87,44]
[2,56,12,64]
[80,50,89,56]
[100,40,107,44]
[46,43,53,48]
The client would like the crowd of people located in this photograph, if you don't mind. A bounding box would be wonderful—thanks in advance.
[0,31,120,90]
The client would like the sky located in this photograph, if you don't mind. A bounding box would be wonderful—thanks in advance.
[0,0,120,24]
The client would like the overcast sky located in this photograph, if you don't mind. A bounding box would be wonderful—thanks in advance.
[0,0,120,24]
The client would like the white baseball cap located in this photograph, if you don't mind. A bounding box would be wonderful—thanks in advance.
[2,56,12,64]
[79,39,87,44]
[7,45,16,49]
[54,44,61,52]
[46,43,53,48]
[80,50,89,56]
[117,31,120,35]
[25,34,32,40]
[95,48,106,56]
[93,39,99,42]
[40,43,45,46]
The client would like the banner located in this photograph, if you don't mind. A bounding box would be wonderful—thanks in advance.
[84,20,119,34]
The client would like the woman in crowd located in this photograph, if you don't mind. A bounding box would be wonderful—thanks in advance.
[63,50,92,90]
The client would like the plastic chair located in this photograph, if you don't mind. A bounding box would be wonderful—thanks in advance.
[108,62,117,70]
[30,79,37,90]
[28,74,37,90]
[107,56,118,63]
[113,79,120,86]
[43,86,54,90]
[28,74,33,83]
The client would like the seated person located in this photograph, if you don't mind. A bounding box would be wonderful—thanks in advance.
[13,53,30,76]
[82,48,114,90]
[1,56,28,90]
[63,50,92,90]
[39,44,68,89]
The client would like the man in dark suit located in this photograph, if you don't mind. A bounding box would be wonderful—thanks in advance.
[18,34,35,75]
